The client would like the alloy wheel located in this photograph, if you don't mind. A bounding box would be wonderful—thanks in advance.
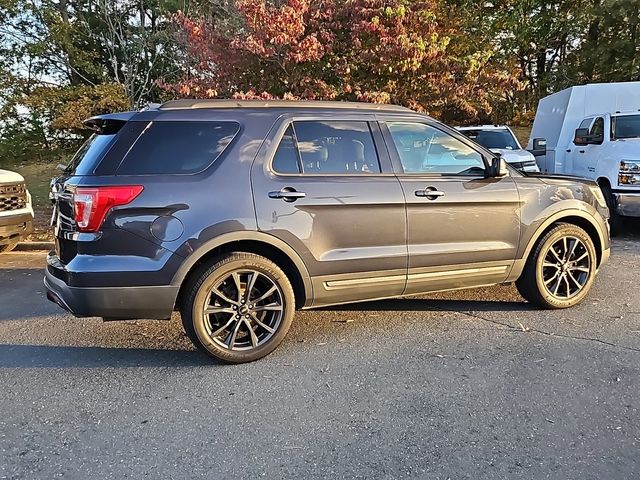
[201,270,284,351]
[541,236,591,299]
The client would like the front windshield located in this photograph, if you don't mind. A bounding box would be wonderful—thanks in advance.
[461,129,520,150]
[612,115,640,140]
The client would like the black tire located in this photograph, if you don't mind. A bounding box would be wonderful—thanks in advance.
[600,182,624,236]
[516,223,597,309]
[180,252,295,363]
[0,243,17,254]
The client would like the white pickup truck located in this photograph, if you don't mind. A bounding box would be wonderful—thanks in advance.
[0,169,34,252]
[457,125,540,172]
[528,81,640,231]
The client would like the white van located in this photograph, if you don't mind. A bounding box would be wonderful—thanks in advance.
[528,82,640,228]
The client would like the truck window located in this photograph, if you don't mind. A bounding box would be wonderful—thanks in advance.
[460,129,519,150]
[590,118,604,136]
[578,118,593,129]
[611,115,640,140]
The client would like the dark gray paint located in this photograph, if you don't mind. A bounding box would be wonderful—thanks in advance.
[45,101,611,319]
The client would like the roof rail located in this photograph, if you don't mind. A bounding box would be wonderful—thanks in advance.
[158,99,413,112]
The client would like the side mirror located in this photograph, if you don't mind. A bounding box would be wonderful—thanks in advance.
[532,138,547,151]
[574,128,589,146]
[488,156,509,178]
[530,137,547,158]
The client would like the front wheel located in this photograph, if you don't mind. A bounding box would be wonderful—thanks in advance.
[516,223,597,309]
[181,252,295,363]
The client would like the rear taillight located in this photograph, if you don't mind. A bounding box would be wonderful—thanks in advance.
[73,185,143,232]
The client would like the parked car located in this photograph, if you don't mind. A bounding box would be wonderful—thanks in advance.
[528,81,640,232]
[457,125,540,173]
[0,168,34,253]
[45,100,610,363]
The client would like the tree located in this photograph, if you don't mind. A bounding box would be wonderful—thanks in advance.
[561,0,640,84]
[0,0,188,163]
[168,0,521,122]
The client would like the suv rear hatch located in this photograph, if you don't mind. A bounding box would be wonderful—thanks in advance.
[51,112,141,264]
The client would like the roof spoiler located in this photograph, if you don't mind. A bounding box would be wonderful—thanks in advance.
[83,111,138,134]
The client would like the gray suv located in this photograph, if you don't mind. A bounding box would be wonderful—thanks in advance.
[45,100,611,363]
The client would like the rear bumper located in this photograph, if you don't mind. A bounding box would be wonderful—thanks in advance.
[0,211,34,246]
[44,254,178,320]
[613,192,640,217]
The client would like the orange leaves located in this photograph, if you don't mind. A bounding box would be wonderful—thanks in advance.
[165,0,519,123]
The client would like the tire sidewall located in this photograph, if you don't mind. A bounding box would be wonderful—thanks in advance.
[190,256,295,363]
[533,226,596,309]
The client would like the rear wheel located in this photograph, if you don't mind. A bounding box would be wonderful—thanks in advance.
[516,223,597,309]
[180,252,295,363]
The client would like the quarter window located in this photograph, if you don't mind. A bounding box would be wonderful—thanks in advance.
[271,121,381,174]
[272,125,302,174]
[578,118,593,129]
[387,122,486,175]
[117,121,239,175]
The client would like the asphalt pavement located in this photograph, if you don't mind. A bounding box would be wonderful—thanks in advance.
[1,229,640,479]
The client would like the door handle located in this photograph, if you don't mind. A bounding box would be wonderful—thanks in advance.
[415,187,445,200]
[268,188,306,202]
[579,150,586,153]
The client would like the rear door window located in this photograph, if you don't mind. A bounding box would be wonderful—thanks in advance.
[117,121,240,175]
[271,121,381,174]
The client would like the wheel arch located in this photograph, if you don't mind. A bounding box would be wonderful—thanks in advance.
[596,176,611,189]
[521,210,606,268]
[172,232,312,310]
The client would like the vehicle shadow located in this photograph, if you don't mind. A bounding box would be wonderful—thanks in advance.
[620,218,640,239]
[319,297,530,313]
[0,343,214,368]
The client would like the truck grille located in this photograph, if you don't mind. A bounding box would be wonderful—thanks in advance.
[0,183,27,212]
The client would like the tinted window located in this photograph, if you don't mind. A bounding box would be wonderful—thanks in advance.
[272,125,302,174]
[117,121,239,175]
[388,122,485,175]
[460,129,519,150]
[293,121,380,174]
[612,114,640,139]
[65,133,117,175]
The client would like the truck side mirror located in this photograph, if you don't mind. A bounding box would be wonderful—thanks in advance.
[532,138,546,151]
[530,138,547,157]
[574,128,589,146]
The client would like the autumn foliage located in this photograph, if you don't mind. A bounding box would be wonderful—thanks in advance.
[167,0,521,121]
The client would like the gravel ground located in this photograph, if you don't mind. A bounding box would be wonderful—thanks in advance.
[1,229,639,479]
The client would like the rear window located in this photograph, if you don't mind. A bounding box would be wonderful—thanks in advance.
[65,133,117,175]
[117,121,240,175]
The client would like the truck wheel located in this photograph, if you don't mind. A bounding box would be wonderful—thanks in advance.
[600,183,623,236]
[516,223,596,309]
[180,252,295,363]
[0,243,17,254]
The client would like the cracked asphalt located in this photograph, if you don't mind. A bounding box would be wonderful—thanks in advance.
[1,227,640,479]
